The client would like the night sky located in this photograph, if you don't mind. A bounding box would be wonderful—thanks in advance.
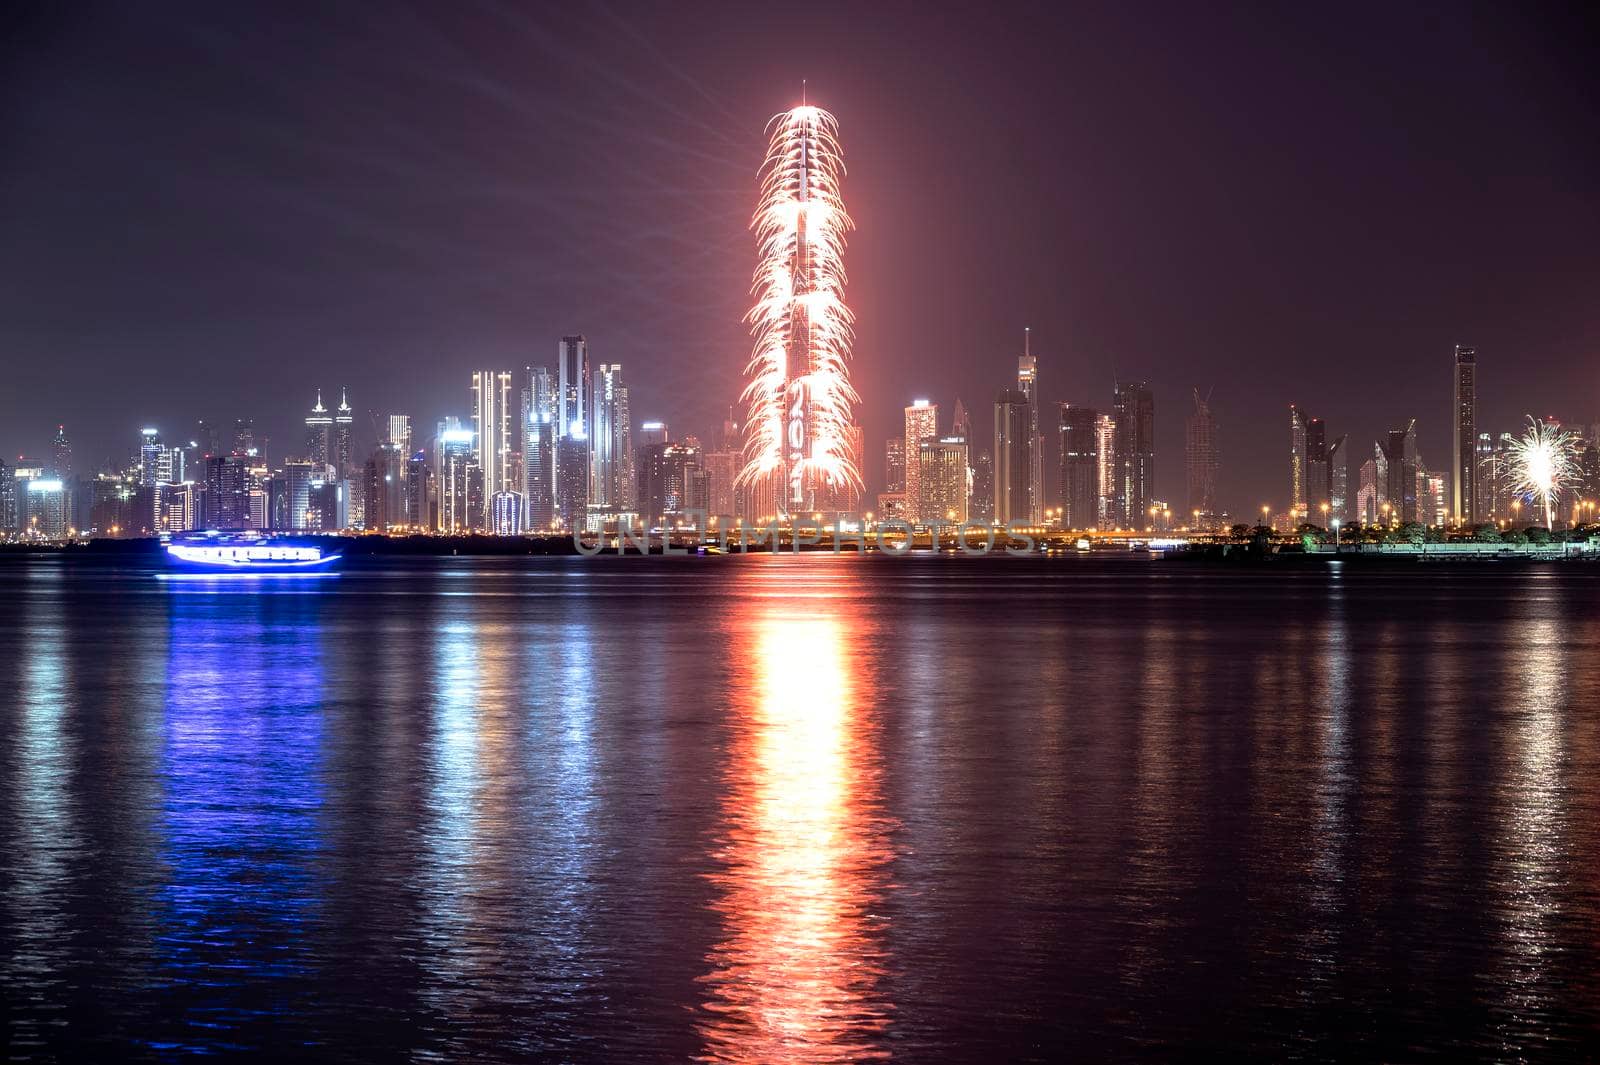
[3,1,1597,512]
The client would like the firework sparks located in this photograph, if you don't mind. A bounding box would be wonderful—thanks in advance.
[738,103,860,518]
[1507,416,1579,530]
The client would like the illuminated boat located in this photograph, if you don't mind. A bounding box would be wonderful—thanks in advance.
[164,534,342,572]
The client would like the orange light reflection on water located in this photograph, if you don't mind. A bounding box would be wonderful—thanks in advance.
[698,563,894,1063]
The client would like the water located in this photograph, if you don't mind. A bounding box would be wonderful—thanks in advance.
[3,553,1599,1061]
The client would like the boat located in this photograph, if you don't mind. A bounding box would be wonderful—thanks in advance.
[164,532,342,573]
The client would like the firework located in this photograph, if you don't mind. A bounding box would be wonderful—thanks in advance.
[1507,416,1578,529]
[738,102,861,518]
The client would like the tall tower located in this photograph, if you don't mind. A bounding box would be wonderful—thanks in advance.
[1017,328,1041,522]
[590,363,629,510]
[1452,345,1477,526]
[333,387,354,479]
[305,390,332,471]
[738,101,860,519]
[50,425,71,480]
[1059,403,1100,530]
[471,370,515,502]
[1185,389,1218,521]
[1112,381,1155,528]
[994,390,1031,525]
[903,400,938,522]
[522,366,557,530]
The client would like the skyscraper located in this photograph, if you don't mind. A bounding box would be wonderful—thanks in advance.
[1289,405,1308,520]
[305,391,332,471]
[557,336,589,441]
[994,390,1031,526]
[589,363,632,512]
[1017,329,1042,522]
[1381,421,1420,524]
[435,423,479,532]
[522,366,557,530]
[1094,413,1116,530]
[1185,389,1218,522]
[333,388,354,479]
[738,103,860,519]
[471,370,515,505]
[903,400,938,522]
[1452,345,1477,526]
[50,425,71,479]
[884,439,905,495]
[918,438,970,524]
[1328,435,1348,522]
[1058,404,1100,530]
[1112,381,1155,528]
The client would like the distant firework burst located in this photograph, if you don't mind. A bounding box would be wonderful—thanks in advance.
[738,102,861,518]
[1507,416,1579,529]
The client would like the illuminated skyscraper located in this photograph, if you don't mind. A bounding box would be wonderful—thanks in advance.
[883,438,905,495]
[1185,389,1218,522]
[1059,403,1100,530]
[1095,413,1116,529]
[305,391,332,471]
[1017,329,1042,522]
[139,428,163,487]
[994,390,1031,525]
[1112,381,1155,528]
[472,370,515,506]
[50,425,71,479]
[903,400,938,522]
[589,363,632,512]
[333,387,354,479]
[1452,345,1477,526]
[738,103,860,518]
[435,421,479,532]
[919,438,969,524]
[558,336,589,440]
[522,366,557,530]
[1381,421,1420,523]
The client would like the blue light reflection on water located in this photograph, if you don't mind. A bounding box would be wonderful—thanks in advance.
[146,576,330,1053]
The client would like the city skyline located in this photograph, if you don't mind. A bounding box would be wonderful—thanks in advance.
[3,4,1597,511]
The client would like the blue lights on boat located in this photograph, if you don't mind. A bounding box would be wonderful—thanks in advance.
[165,539,342,572]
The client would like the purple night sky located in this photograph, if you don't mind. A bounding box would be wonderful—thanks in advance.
[2,0,1597,511]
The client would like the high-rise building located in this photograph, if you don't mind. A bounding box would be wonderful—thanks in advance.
[232,418,257,458]
[918,438,970,524]
[1357,453,1383,525]
[522,366,557,531]
[1328,436,1348,522]
[1095,413,1116,529]
[200,454,252,530]
[1290,405,1309,519]
[471,370,515,502]
[0,457,14,532]
[1452,345,1477,526]
[636,442,706,526]
[590,363,632,512]
[333,388,354,479]
[1059,404,1100,530]
[738,104,861,519]
[558,336,589,441]
[1381,421,1420,524]
[994,390,1031,526]
[1306,417,1329,520]
[951,399,972,445]
[884,439,906,495]
[491,491,524,535]
[904,400,938,522]
[970,450,995,523]
[1017,330,1042,522]
[305,391,332,471]
[435,424,480,532]
[1112,381,1155,528]
[703,447,739,519]
[556,435,588,530]
[50,425,71,479]
[24,478,69,539]
[1185,390,1218,522]
[139,428,163,486]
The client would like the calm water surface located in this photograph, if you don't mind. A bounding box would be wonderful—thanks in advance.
[3,554,1600,1061]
